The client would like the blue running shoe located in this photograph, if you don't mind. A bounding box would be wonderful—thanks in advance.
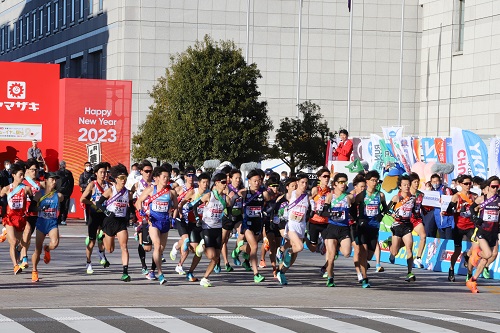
[283,249,292,268]
[214,264,221,274]
[182,238,190,252]
[146,271,157,280]
[389,254,395,264]
[158,274,166,285]
[277,271,288,285]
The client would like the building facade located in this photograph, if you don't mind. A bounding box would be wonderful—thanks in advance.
[0,0,496,139]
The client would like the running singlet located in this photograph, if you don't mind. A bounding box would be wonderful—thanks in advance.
[24,178,41,217]
[202,192,225,229]
[244,188,265,221]
[455,192,475,230]
[149,185,171,223]
[393,194,416,224]
[288,190,309,224]
[6,184,26,215]
[135,179,150,199]
[106,187,129,218]
[226,187,243,217]
[361,191,382,228]
[328,193,350,227]
[309,186,329,224]
[38,190,59,220]
[274,196,289,225]
[479,195,500,233]
[91,181,110,213]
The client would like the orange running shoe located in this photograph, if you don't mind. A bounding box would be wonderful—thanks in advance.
[14,265,22,275]
[43,245,51,264]
[466,279,479,293]
[259,259,267,268]
[32,271,39,282]
[0,228,7,242]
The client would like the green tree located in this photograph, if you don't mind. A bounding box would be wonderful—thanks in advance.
[132,35,273,166]
[270,101,335,175]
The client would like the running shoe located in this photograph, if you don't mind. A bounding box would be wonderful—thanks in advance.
[283,249,292,268]
[195,239,205,257]
[413,258,423,269]
[0,227,7,242]
[43,245,51,264]
[405,272,416,282]
[100,259,110,268]
[242,260,252,271]
[277,271,287,285]
[276,247,284,264]
[263,237,270,251]
[146,271,157,280]
[361,278,371,288]
[60,220,67,225]
[254,273,265,283]
[231,241,244,264]
[170,243,178,261]
[121,273,131,282]
[225,263,234,272]
[367,262,371,269]
[462,251,469,268]
[482,268,491,279]
[200,277,212,287]
[161,257,167,263]
[85,236,90,246]
[389,254,395,264]
[448,269,455,282]
[259,259,267,268]
[19,260,29,270]
[214,264,221,274]
[242,252,250,261]
[32,270,39,282]
[322,272,328,279]
[141,268,149,275]
[14,265,22,275]
[175,265,186,275]
[134,232,139,242]
[375,265,384,273]
[326,277,335,287]
[182,238,190,252]
[466,279,479,293]
[86,263,94,274]
[320,264,327,275]
[186,272,198,282]
[158,274,166,285]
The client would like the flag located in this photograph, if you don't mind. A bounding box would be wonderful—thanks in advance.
[488,138,500,177]
[346,158,364,173]
[382,126,404,141]
[451,127,471,176]
[462,129,488,179]
[348,0,351,12]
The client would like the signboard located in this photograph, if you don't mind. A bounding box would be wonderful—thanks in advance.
[0,123,42,141]
[86,142,102,166]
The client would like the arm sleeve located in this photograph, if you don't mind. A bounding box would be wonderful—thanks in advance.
[96,196,107,212]
[446,201,457,215]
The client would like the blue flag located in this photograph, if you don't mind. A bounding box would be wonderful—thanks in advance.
[462,130,488,179]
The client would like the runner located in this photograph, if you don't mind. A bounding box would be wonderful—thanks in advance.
[445,174,476,282]
[349,173,367,283]
[95,164,132,282]
[193,173,231,287]
[80,162,111,274]
[170,166,197,275]
[136,166,178,285]
[388,174,418,282]
[0,163,33,274]
[220,168,244,272]
[19,158,45,270]
[178,172,211,282]
[276,173,311,285]
[31,172,63,282]
[350,170,387,288]
[275,177,298,272]
[323,173,353,287]
[466,176,500,293]
[231,169,269,283]
[129,160,154,276]
[409,172,427,269]
[260,175,281,272]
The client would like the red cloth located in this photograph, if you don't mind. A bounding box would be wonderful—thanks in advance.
[333,139,353,161]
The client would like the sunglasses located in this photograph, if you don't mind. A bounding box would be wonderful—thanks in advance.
[321,175,330,178]
[461,182,471,186]
[268,184,279,188]
[336,180,347,184]
[490,185,499,189]
[106,171,111,174]
[220,180,227,185]
[186,174,195,177]
[143,169,152,174]
[116,175,127,180]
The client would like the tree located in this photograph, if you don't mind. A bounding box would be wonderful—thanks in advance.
[270,101,335,175]
[132,35,273,166]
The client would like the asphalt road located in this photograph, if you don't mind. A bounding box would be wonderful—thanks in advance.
[0,222,499,332]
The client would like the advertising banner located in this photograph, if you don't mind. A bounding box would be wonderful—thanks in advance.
[451,127,470,176]
[421,137,438,162]
[462,129,488,179]
[0,62,60,170]
[488,138,500,177]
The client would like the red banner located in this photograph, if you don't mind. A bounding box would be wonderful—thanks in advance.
[0,62,60,170]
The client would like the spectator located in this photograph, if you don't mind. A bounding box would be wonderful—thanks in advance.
[79,161,94,225]
[27,139,43,160]
[333,129,353,161]
[171,167,185,187]
[125,162,141,190]
[0,160,13,187]
[56,160,74,225]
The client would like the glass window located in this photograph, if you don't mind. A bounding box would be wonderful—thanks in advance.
[54,1,59,29]
[88,50,103,79]
[47,5,51,33]
[63,0,67,26]
[13,22,16,47]
[32,12,36,39]
[59,61,66,78]
[7,24,10,49]
[71,0,75,22]
[99,0,103,11]
[89,0,93,15]
[1,26,4,52]
[25,15,29,42]
[19,18,22,44]
[80,0,84,19]
[458,0,465,51]
[70,56,83,78]
[39,8,43,35]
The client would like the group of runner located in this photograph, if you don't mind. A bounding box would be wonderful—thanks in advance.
[1,158,498,293]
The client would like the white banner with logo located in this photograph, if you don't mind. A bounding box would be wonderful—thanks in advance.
[0,123,42,141]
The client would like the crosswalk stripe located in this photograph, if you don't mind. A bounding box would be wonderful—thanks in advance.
[109,307,211,333]
[254,308,379,333]
[184,307,295,333]
[397,311,500,333]
[465,312,500,320]
[328,309,457,333]
[34,309,123,333]
[0,314,33,332]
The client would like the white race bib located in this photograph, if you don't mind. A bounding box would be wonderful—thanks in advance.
[483,209,499,222]
[246,206,262,218]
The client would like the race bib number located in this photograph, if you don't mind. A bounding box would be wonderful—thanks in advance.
[483,209,499,222]
[290,211,304,222]
[9,197,23,210]
[211,208,223,220]
[398,206,412,219]
[246,206,262,218]
[152,201,169,213]
[41,208,57,220]
[366,204,378,217]
[114,202,127,217]
[330,210,345,221]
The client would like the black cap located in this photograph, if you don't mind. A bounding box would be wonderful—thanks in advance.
[46,172,60,179]
[212,172,227,183]
[265,168,273,175]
